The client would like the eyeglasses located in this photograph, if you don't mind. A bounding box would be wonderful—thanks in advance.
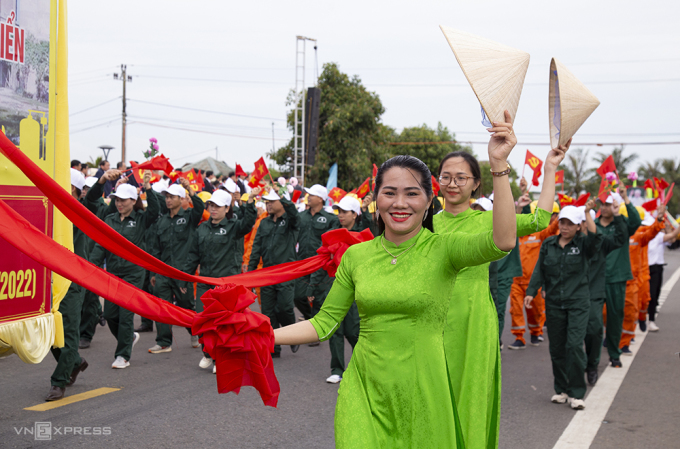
[438,175,476,187]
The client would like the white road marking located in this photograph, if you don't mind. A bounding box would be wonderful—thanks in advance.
[552,265,680,449]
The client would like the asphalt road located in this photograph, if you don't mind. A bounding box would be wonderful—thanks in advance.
[2,250,679,448]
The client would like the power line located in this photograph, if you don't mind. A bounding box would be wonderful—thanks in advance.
[70,97,121,116]
[388,140,680,146]
[130,120,290,141]
[71,118,120,134]
[135,75,289,85]
[71,114,121,127]
[128,114,288,133]
[128,99,286,121]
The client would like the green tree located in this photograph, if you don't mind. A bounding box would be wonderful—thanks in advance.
[659,158,680,216]
[270,63,390,189]
[558,147,590,196]
[594,146,638,177]
[637,159,662,182]
[87,155,103,168]
[479,161,521,199]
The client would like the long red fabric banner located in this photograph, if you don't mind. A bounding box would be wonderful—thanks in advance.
[0,131,372,286]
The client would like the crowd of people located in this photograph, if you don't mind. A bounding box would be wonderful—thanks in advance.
[50,122,678,448]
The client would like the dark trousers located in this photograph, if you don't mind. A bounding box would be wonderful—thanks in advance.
[329,302,360,376]
[261,281,295,355]
[154,274,195,347]
[546,299,589,399]
[105,271,144,361]
[139,271,155,330]
[196,284,212,358]
[604,282,626,360]
[494,276,514,337]
[79,289,101,342]
[50,282,85,387]
[648,264,664,321]
[584,297,605,370]
[294,275,312,320]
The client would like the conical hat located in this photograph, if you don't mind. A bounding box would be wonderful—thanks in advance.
[439,26,530,124]
[549,58,600,148]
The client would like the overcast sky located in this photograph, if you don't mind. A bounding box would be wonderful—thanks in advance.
[68,0,680,186]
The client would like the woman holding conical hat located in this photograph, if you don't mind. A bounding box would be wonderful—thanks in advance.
[273,114,519,447]
[433,125,570,448]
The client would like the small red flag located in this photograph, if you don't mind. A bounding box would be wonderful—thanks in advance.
[234,163,247,178]
[524,150,543,186]
[328,187,347,203]
[184,169,204,193]
[555,170,564,185]
[558,193,574,208]
[596,155,617,178]
[356,178,371,199]
[248,157,269,188]
[372,164,378,190]
[431,175,441,196]
[573,193,591,207]
[291,190,302,203]
[641,198,659,213]
[598,177,614,203]
[643,179,655,190]
[130,154,174,175]
[349,188,357,195]
[664,182,674,205]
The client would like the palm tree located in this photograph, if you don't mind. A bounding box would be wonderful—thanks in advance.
[559,147,590,196]
[87,155,103,168]
[638,160,661,181]
[594,146,638,176]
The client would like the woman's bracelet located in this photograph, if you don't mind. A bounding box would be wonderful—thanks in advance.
[490,163,512,177]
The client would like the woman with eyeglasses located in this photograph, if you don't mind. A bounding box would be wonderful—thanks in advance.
[273,111,519,448]
[433,138,571,449]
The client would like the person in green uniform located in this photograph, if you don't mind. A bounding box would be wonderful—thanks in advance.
[248,189,301,358]
[88,169,159,369]
[432,136,567,449]
[46,169,91,401]
[322,195,375,384]
[594,185,641,367]
[525,203,601,410]
[273,115,519,447]
[148,180,205,354]
[183,187,260,371]
[583,206,626,385]
[79,176,107,350]
[294,184,341,320]
[222,178,246,271]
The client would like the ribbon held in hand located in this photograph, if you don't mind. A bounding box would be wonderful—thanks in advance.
[317,228,374,277]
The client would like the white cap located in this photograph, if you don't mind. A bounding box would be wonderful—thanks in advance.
[577,206,587,222]
[304,184,328,201]
[603,192,624,204]
[324,205,335,214]
[488,193,495,202]
[473,197,493,211]
[207,190,232,207]
[110,184,138,201]
[84,176,98,188]
[152,182,166,193]
[589,210,596,221]
[296,203,307,212]
[70,168,85,190]
[642,215,655,226]
[224,178,238,193]
[262,190,282,201]
[163,184,186,198]
[558,205,582,225]
[333,196,362,215]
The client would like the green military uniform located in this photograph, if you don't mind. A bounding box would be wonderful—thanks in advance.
[248,198,300,356]
[328,212,374,377]
[527,229,602,400]
[88,181,159,361]
[50,201,88,387]
[232,203,246,272]
[185,202,257,312]
[294,207,341,319]
[595,203,641,361]
[585,216,626,370]
[151,193,205,347]
[80,196,110,344]
[493,238,522,338]
[139,188,167,331]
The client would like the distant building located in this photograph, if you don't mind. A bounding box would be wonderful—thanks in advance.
[181,157,233,177]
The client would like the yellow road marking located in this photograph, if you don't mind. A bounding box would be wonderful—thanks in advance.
[24,387,121,411]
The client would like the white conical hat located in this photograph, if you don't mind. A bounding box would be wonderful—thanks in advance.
[439,26,530,124]
[549,58,600,148]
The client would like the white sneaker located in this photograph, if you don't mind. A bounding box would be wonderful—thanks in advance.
[551,393,568,404]
[112,356,130,369]
[191,335,200,348]
[132,332,140,349]
[649,321,660,332]
[569,397,586,410]
[148,344,172,353]
[213,365,216,374]
[199,357,213,369]
[326,374,342,384]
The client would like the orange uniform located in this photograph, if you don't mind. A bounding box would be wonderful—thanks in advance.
[243,210,268,306]
[620,220,665,347]
[510,218,560,344]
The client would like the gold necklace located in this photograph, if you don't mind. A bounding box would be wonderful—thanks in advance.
[380,235,418,265]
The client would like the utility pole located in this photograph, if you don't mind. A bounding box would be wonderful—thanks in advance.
[294,36,316,184]
[113,65,132,164]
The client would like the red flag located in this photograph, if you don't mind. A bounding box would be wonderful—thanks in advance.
[557,193,574,208]
[291,190,302,203]
[235,164,247,178]
[349,188,357,195]
[555,170,564,185]
[130,154,174,175]
[184,169,205,193]
[431,175,441,196]
[168,170,183,183]
[664,182,674,205]
[372,164,378,190]
[654,177,669,190]
[573,193,591,207]
[598,177,614,203]
[641,198,659,213]
[643,179,655,190]
[596,155,617,178]
[524,150,543,186]
[328,187,347,203]
[356,178,371,199]
[249,157,269,188]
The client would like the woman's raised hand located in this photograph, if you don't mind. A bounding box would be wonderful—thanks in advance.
[545,138,572,171]
[487,110,517,169]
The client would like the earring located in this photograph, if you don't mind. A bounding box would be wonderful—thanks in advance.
[423,210,428,221]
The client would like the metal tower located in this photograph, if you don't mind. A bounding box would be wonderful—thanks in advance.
[293,36,316,183]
